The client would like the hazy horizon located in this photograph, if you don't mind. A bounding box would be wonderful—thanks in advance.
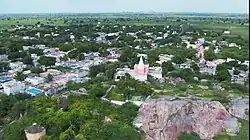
[1,0,249,14]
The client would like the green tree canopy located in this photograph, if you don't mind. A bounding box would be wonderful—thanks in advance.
[38,56,56,66]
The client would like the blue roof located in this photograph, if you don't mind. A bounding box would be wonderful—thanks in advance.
[0,77,12,83]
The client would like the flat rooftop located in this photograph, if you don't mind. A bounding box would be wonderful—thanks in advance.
[0,77,12,83]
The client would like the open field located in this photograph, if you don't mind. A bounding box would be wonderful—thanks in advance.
[0,14,248,38]
[194,23,249,36]
[0,18,66,29]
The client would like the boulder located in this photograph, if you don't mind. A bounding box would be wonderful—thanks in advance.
[165,76,185,84]
[135,97,239,140]
[229,97,249,120]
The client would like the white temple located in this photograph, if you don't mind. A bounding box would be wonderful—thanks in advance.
[115,56,162,82]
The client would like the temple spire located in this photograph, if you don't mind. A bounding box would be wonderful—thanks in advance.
[138,56,144,66]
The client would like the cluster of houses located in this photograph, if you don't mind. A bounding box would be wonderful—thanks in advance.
[0,24,248,96]
[0,45,122,96]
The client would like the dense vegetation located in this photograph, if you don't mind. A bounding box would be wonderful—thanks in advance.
[2,95,143,140]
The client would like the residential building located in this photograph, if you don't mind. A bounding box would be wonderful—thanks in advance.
[9,62,26,72]
[2,81,25,95]
[25,77,46,86]
[156,54,174,65]
[0,55,8,61]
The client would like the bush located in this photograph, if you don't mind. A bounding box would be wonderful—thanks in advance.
[177,132,201,140]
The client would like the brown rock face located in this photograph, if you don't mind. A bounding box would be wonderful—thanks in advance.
[137,98,231,140]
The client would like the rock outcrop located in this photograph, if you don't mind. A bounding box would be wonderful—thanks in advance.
[229,97,249,120]
[135,97,240,140]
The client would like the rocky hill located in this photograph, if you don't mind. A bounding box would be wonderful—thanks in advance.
[134,96,249,140]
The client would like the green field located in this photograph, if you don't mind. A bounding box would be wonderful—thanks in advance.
[0,19,66,29]
[194,23,249,36]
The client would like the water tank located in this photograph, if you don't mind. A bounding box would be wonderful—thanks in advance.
[24,123,46,140]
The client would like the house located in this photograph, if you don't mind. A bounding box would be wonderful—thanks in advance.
[9,62,26,72]
[223,31,230,34]
[217,41,228,46]
[66,69,88,81]
[177,63,191,69]
[229,43,237,47]
[231,73,247,84]
[70,35,75,40]
[0,77,13,84]
[214,46,221,54]
[25,77,46,86]
[242,60,249,66]
[22,36,30,40]
[39,69,61,78]
[148,67,162,79]
[114,68,128,82]
[163,33,168,38]
[2,81,25,95]
[156,54,174,65]
[0,55,8,61]
[199,61,217,75]
[226,58,235,63]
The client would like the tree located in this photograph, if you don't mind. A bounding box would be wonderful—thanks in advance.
[31,67,43,74]
[59,43,74,52]
[38,56,56,66]
[29,49,44,56]
[162,61,174,75]
[172,55,186,64]
[168,68,195,82]
[8,101,26,119]
[88,84,106,98]
[233,70,241,75]
[0,94,18,117]
[215,64,231,82]
[47,74,53,82]
[68,50,78,59]
[59,126,75,140]
[77,53,85,61]
[75,134,86,140]
[0,62,10,72]
[204,49,216,61]
[15,72,25,81]
[22,56,33,65]
[191,62,200,73]
[39,135,53,140]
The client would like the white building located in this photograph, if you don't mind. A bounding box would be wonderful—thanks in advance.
[2,81,25,95]
[229,43,237,47]
[242,60,249,66]
[9,62,26,72]
[156,54,174,65]
[178,63,191,69]
[148,67,162,79]
[25,77,46,86]
[223,31,230,34]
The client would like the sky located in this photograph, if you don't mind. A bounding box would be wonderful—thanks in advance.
[0,0,249,14]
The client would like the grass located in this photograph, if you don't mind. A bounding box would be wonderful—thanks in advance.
[214,120,249,140]
[107,88,125,101]
[0,18,66,29]
[194,22,249,37]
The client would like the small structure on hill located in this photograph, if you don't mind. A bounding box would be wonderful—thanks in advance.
[58,95,68,111]
[24,123,46,140]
